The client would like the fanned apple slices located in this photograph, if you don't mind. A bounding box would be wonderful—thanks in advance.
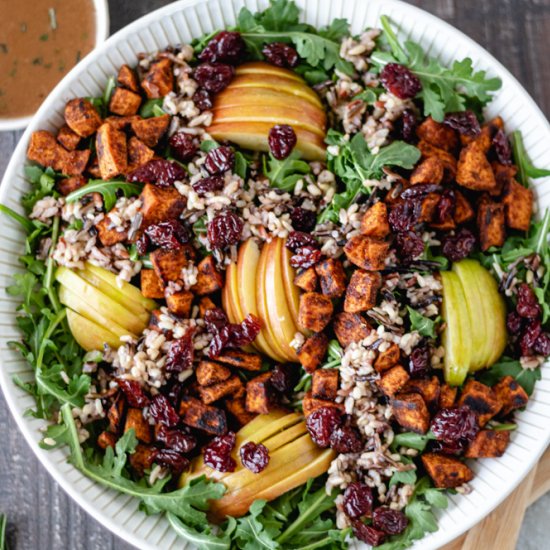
[208,61,327,161]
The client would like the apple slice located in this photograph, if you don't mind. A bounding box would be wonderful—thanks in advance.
[66,308,122,351]
[221,272,238,324]
[440,271,473,386]
[280,240,301,328]
[235,61,304,83]
[480,266,507,366]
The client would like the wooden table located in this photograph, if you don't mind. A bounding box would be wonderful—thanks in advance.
[1,1,550,548]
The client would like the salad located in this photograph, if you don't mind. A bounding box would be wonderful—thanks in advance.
[3,1,550,548]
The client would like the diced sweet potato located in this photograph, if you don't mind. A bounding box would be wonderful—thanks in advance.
[492,375,529,416]
[456,141,496,192]
[374,343,401,373]
[125,407,152,443]
[344,235,390,271]
[140,183,186,228]
[297,332,329,373]
[454,190,474,224]
[109,87,142,116]
[95,216,127,246]
[315,258,346,298]
[458,380,502,427]
[54,146,91,176]
[377,366,410,397]
[97,431,117,450]
[416,116,458,152]
[417,140,457,181]
[333,312,371,348]
[131,114,170,147]
[392,392,430,434]
[140,269,165,299]
[410,157,444,185]
[166,290,193,318]
[57,124,81,151]
[404,376,441,411]
[150,245,195,283]
[64,98,102,137]
[196,360,231,386]
[107,394,126,434]
[57,175,87,196]
[344,269,382,313]
[198,375,242,405]
[118,64,140,92]
[141,58,174,98]
[246,373,275,414]
[199,296,216,317]
[477,198,505,251]
[491,162,517,196]
[294,267,317,291]
[105,115,140,130]
[502,179,533,231]
[302,391,344,416]
[465,429,510,458]
[27,130,58,168]
[215,350,262,371]
[422,453,474,488]
[225,393,257,426]
[180,396,228,435]
[312,369,339,400]
[298,292,333,332]
[127,137,155,171]
[416,193,440,224]
[192,255,223,295]
[96,123,128,179]
[360,202,390,238]
[129,444,157,476]
[86,155,102,178]
[439,384,458,409]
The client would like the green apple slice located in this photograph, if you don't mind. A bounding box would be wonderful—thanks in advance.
[440,271,473,386]
[480,266,507,366]
[66,308,122,351]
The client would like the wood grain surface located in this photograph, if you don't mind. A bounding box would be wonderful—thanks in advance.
[1,1,550,548]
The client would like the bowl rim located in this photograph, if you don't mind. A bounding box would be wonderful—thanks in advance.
[0,0,110,133]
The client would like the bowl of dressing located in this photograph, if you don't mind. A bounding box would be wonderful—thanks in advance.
[0,0,109,131]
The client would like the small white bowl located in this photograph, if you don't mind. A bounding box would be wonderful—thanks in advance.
[0,0,110,132]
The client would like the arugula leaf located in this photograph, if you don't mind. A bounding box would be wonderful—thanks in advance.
[140,98,165,118]
[389,468,417,488]
[22,165,60,211]
[235,500,280,549]
[263,151,311,191]
[391,431,436,452]
[477,357,541,395]
[512,130,550,187]
[407,307,439,338]
[168,513,236,549]
[65,179,142,211]
[235,151,251,180]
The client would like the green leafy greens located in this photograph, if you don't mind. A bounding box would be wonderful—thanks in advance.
[65,179,142,211]
[264,151,312,191]
[407,307,440,339]
[511,130,550,187]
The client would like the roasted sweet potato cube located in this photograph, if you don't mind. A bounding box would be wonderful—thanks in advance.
[140,183,186,228]
[192,255,223,295]
[344,235,390,271]
[439,384,458,409]
[54,146,91,176]
[105,115,139,130]
[215,350,262,371]
[416,116,458,152]
[57,124,81,151]
[458,380,502,426]
[410,157,444,185]
[246,373,275,414]
[131,114,170,147]
[492,375,529,416]
[377,366,410,397]
[125,407,152,443]
[127,137,155,171]
[297,332,329,373]
[141,58,174,98]
[392,392,430,434]
[298,292,333,332]
[96,123,127,179]
[118,64,140,92]
[477,198,505,251]
[28,130,60,168]
[456,141,496,192]
[198,376,242,405]
[312,369,339,400]
[360,202,390,238]
[150,245,194,283]
[107,394,126,434]
[109,87,142,116]
[344,270,382,313]
[86,155,102,178]
[374,343,401,373]
[196,360,231,386]
[64,98,102,137]
[97,431,117,450]
[199,296,216,317]
[491,162,516,196]
[418,140,457,181]
[422,453,474,488]
[140,269,165,299]
[333,312,371,348]
[129,444,157,476]
[315,258,346,298]
[294,267,317,291]
[417,193,440,223]
[57,175,87,196]
[302,391,344,416]
[454,190,474,224]
[166,290,193,318]
[502,179,533,231]
[225,393,256,426]
[404,376,441,411]
[180,396,228,435]
[95,217,127,246]
[465,429,510,458]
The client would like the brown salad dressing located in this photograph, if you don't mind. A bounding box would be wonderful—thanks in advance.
[0,0,96,119]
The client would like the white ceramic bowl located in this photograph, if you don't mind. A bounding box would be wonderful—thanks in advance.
[0,0,110,132]
[1,1,550,548]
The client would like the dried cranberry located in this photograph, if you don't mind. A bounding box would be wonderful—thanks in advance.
[395,231,424,262]
[156,425,197,454]
[290,245,322,269]
[203,432,236,472]
[204,146,235,175]
[207,211,243,249]
[389,200,420,232]
[148,394,180,427]
[162,380,184,409]
[520,319,542,356]
[507,311,523,334]
[128,159,186,187]
[155,449,189,474]
[194,63,234,93]
[199,31,245,64]
[443,111,481,137]
[136,233,150,255]
[306,407,343,448]
[431,439,467,456]
[262,42,299,68]
[431,406,479,444]
[516,283,541,319]
[209,314,262,357]
[380,63,422,99]
[534,332,550,356]
[192,175,225,196]
[169,132,198,162]
[145,219,190,250]
[493,129,512,165]
[330,426,363,453]
[204,307,229,333]
[435,190,455,224]
[290,207,317,232]
[409,344,430,377]
[165,330,194,372]
[239,441,270,473]
[286,231,318,252]
[372,507,408,535]
[396,109,417,142]
[400,184,442,199]
[270,364,299,395]
[117,379,150,408]
[268,124,297,160]
[343,482,373,519]
[193,89,213,111]
[352,521,386,546]
[441,228,476,262]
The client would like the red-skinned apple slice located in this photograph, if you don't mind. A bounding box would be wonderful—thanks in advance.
[235,61,304,83]
[280,240,301,327]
